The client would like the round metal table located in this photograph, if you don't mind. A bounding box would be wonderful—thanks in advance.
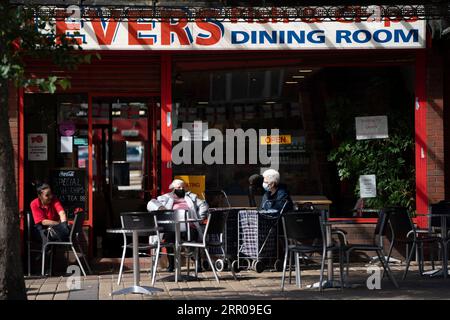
[107,228,164,295]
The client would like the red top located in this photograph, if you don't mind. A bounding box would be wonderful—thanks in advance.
[30,197,64,225]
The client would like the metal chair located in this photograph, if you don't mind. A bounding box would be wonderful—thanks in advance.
[117,211,163,285]
[280,210,344,292]
[178,210,229,283]
[117,211,162,285]
[150,209,197,284]
[344,209,399,288]
[384,206,444,280]
[41,210,92,277]
[25,211,49,276]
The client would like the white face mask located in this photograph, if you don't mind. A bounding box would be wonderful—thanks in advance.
[262,182,270,192]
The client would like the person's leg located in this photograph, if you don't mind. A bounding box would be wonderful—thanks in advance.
[163,232,175,272]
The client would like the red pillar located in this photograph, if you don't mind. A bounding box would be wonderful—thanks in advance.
[160,54,173,194]
[415,50,428,228]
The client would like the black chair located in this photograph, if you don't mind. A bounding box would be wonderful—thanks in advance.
[41,210,92,277]
[280,210,344,292]
[151,209,198,283]
[25,211,49,276]
[117,211,162,285]
[203,190,231,208]
[178,210,230,283]
[385,206,444,280]
[344,209,399,288]
[429,201,450,247]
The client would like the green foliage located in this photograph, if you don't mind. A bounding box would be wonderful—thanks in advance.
[325,71,415,212]
[328,136,415,211]
[0,3,99,92]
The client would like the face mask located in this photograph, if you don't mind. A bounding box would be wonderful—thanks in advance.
[174,189,185,198]
[262,182,270,192]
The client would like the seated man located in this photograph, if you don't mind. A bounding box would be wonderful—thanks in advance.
[30,183,70,242]
[147,179,209,272]
[259,169,293,214]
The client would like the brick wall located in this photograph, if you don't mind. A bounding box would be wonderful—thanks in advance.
[8,84,18,190]
[426,47,445,205]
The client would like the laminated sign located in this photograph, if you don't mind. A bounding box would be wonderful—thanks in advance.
[359,175,377,198]
[28,133,47,161]
[355,116,388,140]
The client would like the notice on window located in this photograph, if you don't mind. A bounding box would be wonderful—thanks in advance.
[182,121,209,141]
[28,133,47,161]
[60,136,73,153]
[359,174,377,198]
[355,116,388,140]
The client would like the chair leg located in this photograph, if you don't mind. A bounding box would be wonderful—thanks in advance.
[377,249,398,288]
[27,241,31,277]
[49,248,54,276]
[319,248,326,293]
[295,252,301,288]
[151,244,160,286]
[403,242,416,280]
[288,251,293,284]
[77,243,92,275]
[41,244,47,276]
[71,245,87,277]
[281,248,289,291]
[194,248,199,279]
[117,239,127,285]
[204,248,219,283]
[338,248,344,291]
[345,250,351,285]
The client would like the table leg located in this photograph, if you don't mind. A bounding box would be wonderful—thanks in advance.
[326,224,333,282]
[111,230,163,296]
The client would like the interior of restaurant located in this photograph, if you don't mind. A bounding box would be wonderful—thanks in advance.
[22,59,415,257]
[172,63,415,217]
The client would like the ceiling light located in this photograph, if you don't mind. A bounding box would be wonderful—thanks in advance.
[198,102,209,105]
[299,69,313,73]
[265,101,276,104]
[285,81,298,84]
[292,75,305,79]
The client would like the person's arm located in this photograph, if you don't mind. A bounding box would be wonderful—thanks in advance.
[40,219,60,226]
[53,199,67,223]
[195,196,209,219]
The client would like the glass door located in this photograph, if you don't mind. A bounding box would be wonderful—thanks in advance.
[88,94,159,256]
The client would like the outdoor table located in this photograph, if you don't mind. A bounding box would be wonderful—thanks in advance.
[158,218,204,283]
[106,228,164,295]
[307,219,357,289]
[417,213,449,278]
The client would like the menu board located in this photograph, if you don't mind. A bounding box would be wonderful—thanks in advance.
[50,168,87,219]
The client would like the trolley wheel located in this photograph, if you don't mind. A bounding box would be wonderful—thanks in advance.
[245,259,252,270]
[215,259,225,272]
[203,260,211,271]
[231,260,240,274]
[255,261,265,273]
[274,259,283,272]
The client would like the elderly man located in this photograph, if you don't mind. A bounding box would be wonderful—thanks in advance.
[259,169,293,213]
[147,179,209,272]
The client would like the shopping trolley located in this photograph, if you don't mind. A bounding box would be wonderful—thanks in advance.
[232,201,288,273]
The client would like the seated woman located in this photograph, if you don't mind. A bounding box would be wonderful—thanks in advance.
[259,169,293,214]
[30,183,70,241]
[147,179,209,272]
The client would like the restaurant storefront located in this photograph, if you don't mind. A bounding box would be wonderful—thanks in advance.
[9,4,449,257]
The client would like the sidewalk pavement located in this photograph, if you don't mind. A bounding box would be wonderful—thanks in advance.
[25,261,450,300]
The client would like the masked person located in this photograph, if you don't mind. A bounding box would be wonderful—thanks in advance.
[259,169,293,214]
[30,183,70,241]
[147,179,209,272]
